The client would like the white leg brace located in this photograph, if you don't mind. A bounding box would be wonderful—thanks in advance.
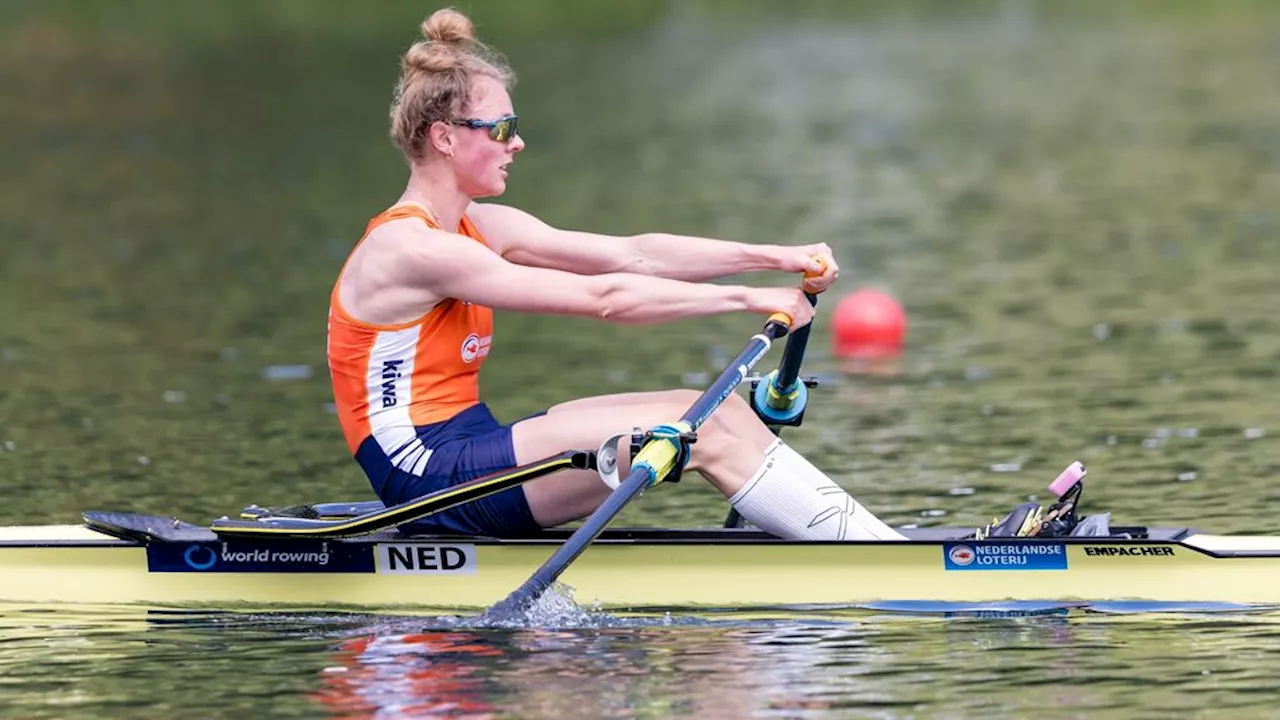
[728,441,906,541]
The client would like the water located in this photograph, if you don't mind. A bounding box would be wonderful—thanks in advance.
[3,0,1280,716]
[5,605,1280,719]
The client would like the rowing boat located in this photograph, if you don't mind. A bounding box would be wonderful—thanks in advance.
[2,505,1279,611]
[5,294,1273,614]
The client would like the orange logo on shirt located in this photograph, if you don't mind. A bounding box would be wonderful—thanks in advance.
[460,334,491,364]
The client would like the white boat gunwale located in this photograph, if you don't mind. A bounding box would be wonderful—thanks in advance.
[3,512,1275,559]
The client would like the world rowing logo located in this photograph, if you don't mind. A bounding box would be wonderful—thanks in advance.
[183,544,218,571]
[948,545,975,566]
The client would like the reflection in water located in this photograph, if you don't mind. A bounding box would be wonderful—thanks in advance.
[316,632,504,719]
[4,605,1280,718]
[319,622,844,719]
[305,609,1280,719]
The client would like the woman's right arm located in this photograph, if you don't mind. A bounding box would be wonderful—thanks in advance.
[398,227,814,328]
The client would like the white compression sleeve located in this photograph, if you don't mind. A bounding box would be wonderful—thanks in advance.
[767,440,905,539]
[729,449,905,541]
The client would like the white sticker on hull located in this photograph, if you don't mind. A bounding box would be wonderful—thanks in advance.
[376,544,477,574]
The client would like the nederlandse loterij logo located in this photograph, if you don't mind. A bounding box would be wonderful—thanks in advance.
[948,545,975,566]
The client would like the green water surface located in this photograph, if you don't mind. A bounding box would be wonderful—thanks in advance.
[2,1,1279,717]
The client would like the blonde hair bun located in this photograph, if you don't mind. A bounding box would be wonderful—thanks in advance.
[421,8,476,49]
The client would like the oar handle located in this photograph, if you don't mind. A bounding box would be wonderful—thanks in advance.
[801,256,829,294]
[773,256,827,391]
[763,257,827,340]
[764,312,792,338]
[759,255,826,407]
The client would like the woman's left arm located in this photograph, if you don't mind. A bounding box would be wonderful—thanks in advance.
[468,202,836,287]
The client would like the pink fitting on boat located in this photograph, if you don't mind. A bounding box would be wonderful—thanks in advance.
[1048,461,1087,497]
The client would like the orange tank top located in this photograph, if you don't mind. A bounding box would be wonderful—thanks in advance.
[328,204,494,456]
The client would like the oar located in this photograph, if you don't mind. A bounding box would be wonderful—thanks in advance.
[766,290,820,412]
[484,312,796,617]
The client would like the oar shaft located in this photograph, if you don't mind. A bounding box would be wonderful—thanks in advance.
[488,318,790,615]
[679,325,782,429]
[497,465,649,611]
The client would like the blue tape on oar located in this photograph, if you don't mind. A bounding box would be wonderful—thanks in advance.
[752,369,809,424]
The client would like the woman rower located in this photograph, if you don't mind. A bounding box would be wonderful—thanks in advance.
[326,8,905,541]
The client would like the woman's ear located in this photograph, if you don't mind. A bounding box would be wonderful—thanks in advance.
[428,121,455,159]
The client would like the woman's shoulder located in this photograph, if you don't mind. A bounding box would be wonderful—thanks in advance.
[350,211,443,269]
[470,201,553,226]
[466,202,511,252]
[465,200,516,230]
[466,202,552,254]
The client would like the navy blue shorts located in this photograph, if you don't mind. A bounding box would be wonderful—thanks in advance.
[353,403,542,537]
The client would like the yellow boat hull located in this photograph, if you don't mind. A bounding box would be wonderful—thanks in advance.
[3,517,1279,610]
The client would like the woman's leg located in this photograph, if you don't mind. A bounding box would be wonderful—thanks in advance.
[511,389,776,527]
[510,389,904,539]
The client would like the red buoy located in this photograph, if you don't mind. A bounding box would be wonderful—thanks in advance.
[831,289,906,358]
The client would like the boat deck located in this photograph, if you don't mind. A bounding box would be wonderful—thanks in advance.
[0,511,1197,546]
[6,511,1278,559]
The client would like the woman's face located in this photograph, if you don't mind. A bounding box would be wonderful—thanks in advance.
[447,75,525,198]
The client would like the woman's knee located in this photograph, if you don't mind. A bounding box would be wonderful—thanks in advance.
[656,389,753,424]
[709,391,764,430]
[722,390,753,416]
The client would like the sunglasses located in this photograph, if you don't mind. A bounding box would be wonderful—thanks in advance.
[451,114,519,143]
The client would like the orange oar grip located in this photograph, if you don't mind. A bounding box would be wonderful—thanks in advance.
[766,311,792,328]
[802,256,828,294]
[804,256,827,280]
